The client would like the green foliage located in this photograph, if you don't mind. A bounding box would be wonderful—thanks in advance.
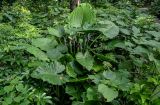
[98,84,118,102]
[96,20,119,39]
[150,0,160,16]
[31,61,67,85]
[0,0,160,105]
[68,3,96,28]
[76,51,94,71]
[0,76,52,105]
[26,45,49,61]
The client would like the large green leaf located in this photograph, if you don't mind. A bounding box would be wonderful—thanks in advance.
[68,3,96,28]
[76,51,94,71]
[32,37,57,51]
[47,48,63,60]
[47,45,67,61]
[26,45,49,61]
[31,61,67,85]
[48,27,62,37]
[96,21,119,39]
[98,84,118,102]
[103,70,132,91]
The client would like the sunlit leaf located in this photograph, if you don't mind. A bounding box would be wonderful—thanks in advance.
[68,3,96,28]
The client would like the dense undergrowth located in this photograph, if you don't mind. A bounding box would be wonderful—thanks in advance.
[0,0,160,105]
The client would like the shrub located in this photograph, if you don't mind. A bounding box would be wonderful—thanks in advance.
[150,0,160,18]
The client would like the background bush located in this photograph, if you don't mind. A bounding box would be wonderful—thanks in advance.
[150,0,160,17]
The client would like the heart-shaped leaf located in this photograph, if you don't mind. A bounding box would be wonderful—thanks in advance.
[76,51,94,71]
